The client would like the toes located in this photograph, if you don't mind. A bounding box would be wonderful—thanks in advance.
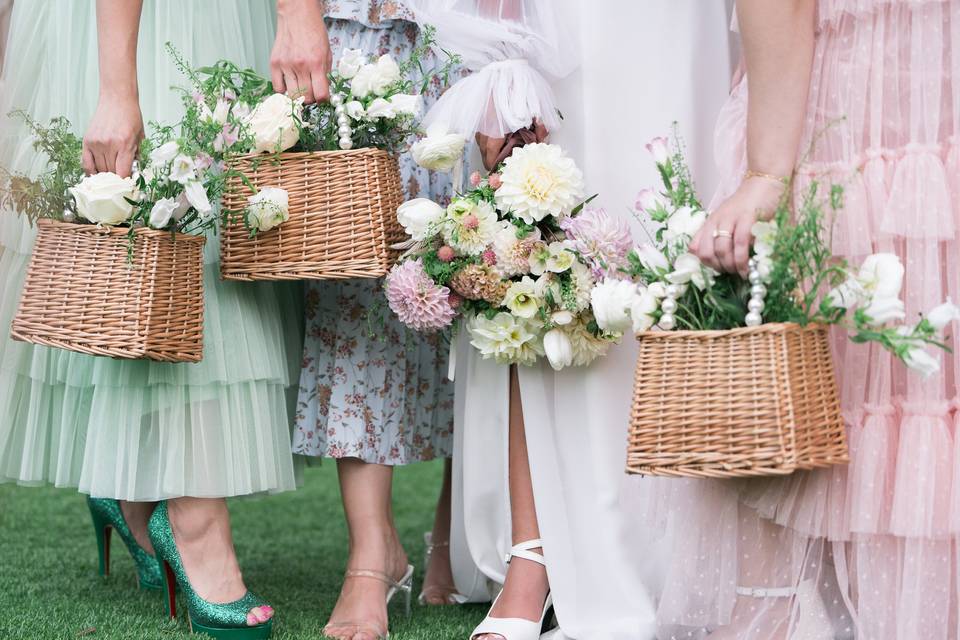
[247,606,274,626]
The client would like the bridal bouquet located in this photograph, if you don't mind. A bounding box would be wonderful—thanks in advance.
[609,135,958,376]
[386,142,635,370]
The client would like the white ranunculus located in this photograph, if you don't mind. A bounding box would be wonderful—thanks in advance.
[389,94,422,117]
[665,206,707,241]
[645,136,670,165]
[148,197,179,230]
[411,123,466,172]
[150,141,179,167]
[365,97,395,120]
[862,296,906,326]
[666,253,709,290]
[926,301,960,331]
[397,198,444,241]
[635,243,669,273]
[337,48,365,79]
[245,93,304,154]
[857,253,904,300]
[631,288,659,333]
[903,345,940,378]
[350,54,401,99]
[69,172,137,226]
[543,328,574,371]
[591,278,639,334]
[495,143,585,224]
[169,154,197,184]
[345,100,366,120]
[184,180,212,219]
[246,187,290,233]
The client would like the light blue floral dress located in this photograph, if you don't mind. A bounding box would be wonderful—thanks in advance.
[292,0,463,465]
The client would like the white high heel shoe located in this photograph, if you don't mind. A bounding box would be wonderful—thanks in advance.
[470,539,554,640]
[735,579,833,640]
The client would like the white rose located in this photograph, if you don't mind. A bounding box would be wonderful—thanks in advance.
[246,186,290,233]
[903,345,940,378]
[150,141,179,167]
[635,243,669,272]
[543,328,574,371]
[245,93,303,154]
[184,180,212,219]
[372,54,401,95]
[365,97,395,120]
[337,48,365,79]
[148,197,179,230]
[397,198,444,241]
[666,253,710,290]
[411,124,466,172]
[389,94,422,117]
[862,296,906,326]
[590,279,639,334]
[926,301,960,331]
[665,206,707,241]
[69,172,137,226]
[631,288,659,333]
[345,100,366,120]
[169,154,197,184]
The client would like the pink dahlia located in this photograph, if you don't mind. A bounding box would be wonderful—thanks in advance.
[385,260,457,332]
[560,207,633,278]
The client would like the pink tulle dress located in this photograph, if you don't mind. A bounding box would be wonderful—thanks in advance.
[649,2,960,638]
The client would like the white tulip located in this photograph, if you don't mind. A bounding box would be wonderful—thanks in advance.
[245,93,303,154]
[397,198,445,241]
[543,329,574,371]
[645,136,670,165]
[246,187,290,232]
[411,123,466,172]
[337,48,365,79]
[69,172,137,226]
[148,197,179,230]
[926,301,960,331]
[591,279,639,333]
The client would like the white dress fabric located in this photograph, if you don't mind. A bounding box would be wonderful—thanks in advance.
[434,2,737,639]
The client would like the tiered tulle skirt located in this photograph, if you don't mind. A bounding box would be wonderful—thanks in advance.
[650,1,960,638]
[0,0,303,500]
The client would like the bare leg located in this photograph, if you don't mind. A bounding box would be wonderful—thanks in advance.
[475,366,550,640]
[119,500,158,554]
[421,459,460,605]
[324,458,409,640]
[167,497,273,627]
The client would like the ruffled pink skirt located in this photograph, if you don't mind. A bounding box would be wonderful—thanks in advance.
[650,2,960,638]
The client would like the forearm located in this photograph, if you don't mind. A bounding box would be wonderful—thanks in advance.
[95,0,143,101]
[738,0,816,176]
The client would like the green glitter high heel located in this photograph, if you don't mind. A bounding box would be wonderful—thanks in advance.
[148,501,273,639]
[87,497,162,590]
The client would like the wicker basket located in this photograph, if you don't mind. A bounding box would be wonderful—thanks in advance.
[627,322,848,478]
[220,148,405,281]
[10,218,205,363]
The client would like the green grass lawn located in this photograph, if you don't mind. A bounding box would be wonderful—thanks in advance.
[0,461,486,639]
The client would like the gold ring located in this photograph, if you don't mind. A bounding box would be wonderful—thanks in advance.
[712,229,734,240]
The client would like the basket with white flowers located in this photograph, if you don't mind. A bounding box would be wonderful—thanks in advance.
[616,134,959,479]
[385,141,639,370]
[0,112,218,362]
[205,29,459,281]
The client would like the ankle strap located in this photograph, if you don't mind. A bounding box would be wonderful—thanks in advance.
[345,569,400,589]
[506,539,545,566]
[736,585,796,598]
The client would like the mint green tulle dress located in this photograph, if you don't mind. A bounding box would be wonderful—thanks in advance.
[0,0,303,501]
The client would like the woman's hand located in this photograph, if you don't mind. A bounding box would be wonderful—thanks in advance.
[82,94,144,177]
[271,0,332,104]
[690,177,786,277]
[476,120,549,171]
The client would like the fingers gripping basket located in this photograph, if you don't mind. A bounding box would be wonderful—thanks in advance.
[220,148,406,281]
[627,323,849,478]
[10,218,205,363]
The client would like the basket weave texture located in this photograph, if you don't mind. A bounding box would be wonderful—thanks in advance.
[220,148,405,281]
[627,322,848,478]
[10,218,205,363]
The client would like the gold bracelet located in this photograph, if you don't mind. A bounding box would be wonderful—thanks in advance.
[744,169,790,186]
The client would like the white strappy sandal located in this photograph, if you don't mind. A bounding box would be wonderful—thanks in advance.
[735,579,833,640]
[470,539,554,640]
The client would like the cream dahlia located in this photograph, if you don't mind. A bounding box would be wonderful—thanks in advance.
[563,315,612,367]
[385,260,457,331]
[467,312,544,366]
[495,143,584,224]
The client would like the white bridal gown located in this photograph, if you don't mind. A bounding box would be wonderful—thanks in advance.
[409,2,736,638]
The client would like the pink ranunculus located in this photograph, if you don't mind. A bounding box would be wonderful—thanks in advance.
[469,171,482,187]
[487,173,502,189]
[437,246,456,262]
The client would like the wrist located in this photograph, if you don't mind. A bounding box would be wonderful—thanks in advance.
[276,0,308,16]
[98,81,139,104]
